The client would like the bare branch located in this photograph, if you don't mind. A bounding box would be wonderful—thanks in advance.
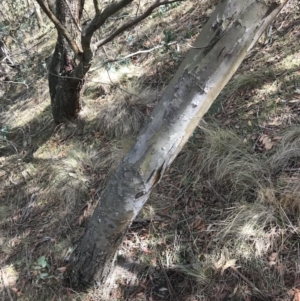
[93,0,102,15]
[84,0,134,40]
[95,0,185,49]
[35,0,82,54]
[1,80,29,88]
[89,41,177,71]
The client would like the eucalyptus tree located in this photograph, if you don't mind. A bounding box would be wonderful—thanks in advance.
[54,0,287,288]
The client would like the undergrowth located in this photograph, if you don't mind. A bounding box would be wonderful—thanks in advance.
[0,0,300,300]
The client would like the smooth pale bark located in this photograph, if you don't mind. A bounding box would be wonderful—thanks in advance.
[65,0,288,288]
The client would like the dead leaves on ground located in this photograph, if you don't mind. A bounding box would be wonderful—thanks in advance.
[189,215,206,232]
[288,288,300,301]
[258,134,274,151]
[254,134,282,151]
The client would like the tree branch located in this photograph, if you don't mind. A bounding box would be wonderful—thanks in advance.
[95,0,185,49]
[89,41,177,71]
[35,0,82,54]
[84,0,134,41]
[93,0,102,15]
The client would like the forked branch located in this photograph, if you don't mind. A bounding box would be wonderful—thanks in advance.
[93,0,102,15]
[84,0,134,39]
[95,0,185,49]
[37,0,184,54]
[35,0,83,54]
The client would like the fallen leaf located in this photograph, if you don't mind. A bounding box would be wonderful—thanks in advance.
[268,260,276,266]
[57,267,67,273]
[287,289,295,297]
[221,259,237,275]
[189,215,206,231]
[268,252,278,261]
[223,119,232,125]
[259,134,273,150]
[190,219,201,229]
[293,290,300,301]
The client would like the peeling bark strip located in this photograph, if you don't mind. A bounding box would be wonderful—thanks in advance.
[65,0,288,288]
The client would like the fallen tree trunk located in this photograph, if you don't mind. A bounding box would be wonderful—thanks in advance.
[65,0,288,288]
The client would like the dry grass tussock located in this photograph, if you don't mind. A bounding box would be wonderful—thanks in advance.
[221,69,277,99]
[0,123,132,299]
[91,81,157,138]
[145,125,300,300]
[269,128,300,216]
[29,131,132,211]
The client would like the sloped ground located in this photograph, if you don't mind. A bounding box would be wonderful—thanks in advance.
[1,0,300,300]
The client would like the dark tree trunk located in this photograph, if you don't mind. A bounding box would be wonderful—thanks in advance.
[49,0,85,124]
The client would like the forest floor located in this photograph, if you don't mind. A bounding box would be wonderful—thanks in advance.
[1,0,300,300]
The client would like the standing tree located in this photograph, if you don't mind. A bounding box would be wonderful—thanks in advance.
[54,0,287,288]
[35,0,183,124]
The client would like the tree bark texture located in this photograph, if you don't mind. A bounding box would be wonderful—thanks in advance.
[65,0,288,288]
[48,0,84,123]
